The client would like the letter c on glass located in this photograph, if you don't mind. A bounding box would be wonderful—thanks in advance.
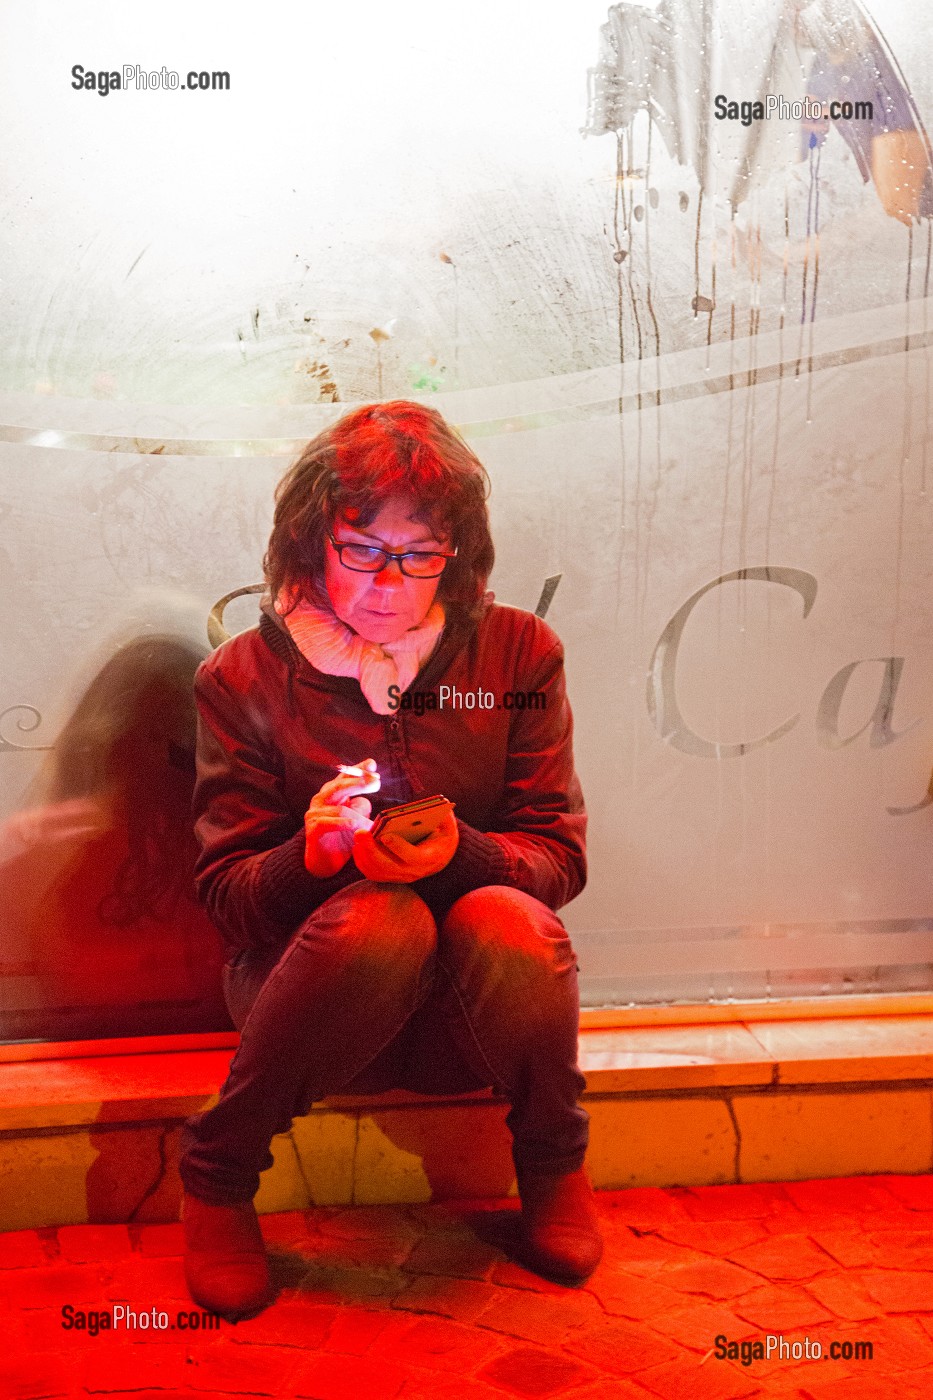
[646,567,817,758]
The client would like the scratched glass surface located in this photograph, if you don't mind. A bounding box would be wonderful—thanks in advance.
[0,0,932,1035]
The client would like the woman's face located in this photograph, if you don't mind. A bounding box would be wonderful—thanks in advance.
[323,494,451,644]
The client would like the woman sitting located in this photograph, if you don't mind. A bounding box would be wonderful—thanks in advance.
[179,400,601,1318]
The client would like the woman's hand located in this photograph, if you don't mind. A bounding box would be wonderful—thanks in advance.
[352,808,459,883]
[304,760,380,878]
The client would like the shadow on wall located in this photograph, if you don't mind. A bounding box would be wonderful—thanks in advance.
[0,634,231,1041]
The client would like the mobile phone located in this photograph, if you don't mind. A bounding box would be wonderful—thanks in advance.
[370,794,454,847]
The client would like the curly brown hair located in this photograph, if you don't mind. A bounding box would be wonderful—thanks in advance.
[264,401,495,626]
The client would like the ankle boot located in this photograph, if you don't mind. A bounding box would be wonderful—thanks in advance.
[182,1192,274,1321]
[517,1165,603,1282]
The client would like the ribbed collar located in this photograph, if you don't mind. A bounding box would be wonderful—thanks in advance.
[258,593,488,702]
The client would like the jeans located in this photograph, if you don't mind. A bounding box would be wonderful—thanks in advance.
[179,881,589,1204]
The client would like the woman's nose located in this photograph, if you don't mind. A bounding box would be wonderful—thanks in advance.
[373,559,406,588]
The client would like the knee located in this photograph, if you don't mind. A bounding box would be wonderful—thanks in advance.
[341,880,436,931]
[297,881,437,965]
[441,885,575,974]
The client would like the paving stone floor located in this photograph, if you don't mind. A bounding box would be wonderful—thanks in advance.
[2,1174,933,1399]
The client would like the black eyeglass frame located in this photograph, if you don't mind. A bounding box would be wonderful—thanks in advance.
[327,532,458,579]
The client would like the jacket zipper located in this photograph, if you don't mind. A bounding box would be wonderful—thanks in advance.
[386,713,412,798]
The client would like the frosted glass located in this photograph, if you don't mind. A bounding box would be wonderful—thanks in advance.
[1,0,932,1034]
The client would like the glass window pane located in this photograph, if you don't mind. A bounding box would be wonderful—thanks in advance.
[2,0,932,1038]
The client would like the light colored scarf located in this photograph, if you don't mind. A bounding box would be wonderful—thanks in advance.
[275,590,445,716]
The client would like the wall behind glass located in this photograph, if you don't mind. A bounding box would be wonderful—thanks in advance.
[1,0,932,1036]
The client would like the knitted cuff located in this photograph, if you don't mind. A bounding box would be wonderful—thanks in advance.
[413,818,512,919]
[255,830,360,933]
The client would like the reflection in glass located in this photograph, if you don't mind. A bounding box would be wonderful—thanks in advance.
[0,635,230,1040]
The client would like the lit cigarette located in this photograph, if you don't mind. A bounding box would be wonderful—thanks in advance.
[335,764,366,777]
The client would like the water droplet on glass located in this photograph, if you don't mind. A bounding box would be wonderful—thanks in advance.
[634,205,645,221]
[649,188,659,209]
[679,192,690,212]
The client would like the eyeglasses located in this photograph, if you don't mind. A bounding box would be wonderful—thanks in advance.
[328,533,457,579]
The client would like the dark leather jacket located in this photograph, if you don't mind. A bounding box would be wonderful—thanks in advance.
[192,596,587,957]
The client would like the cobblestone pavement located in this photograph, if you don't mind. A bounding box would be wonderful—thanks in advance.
[3,1175,933,1399]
